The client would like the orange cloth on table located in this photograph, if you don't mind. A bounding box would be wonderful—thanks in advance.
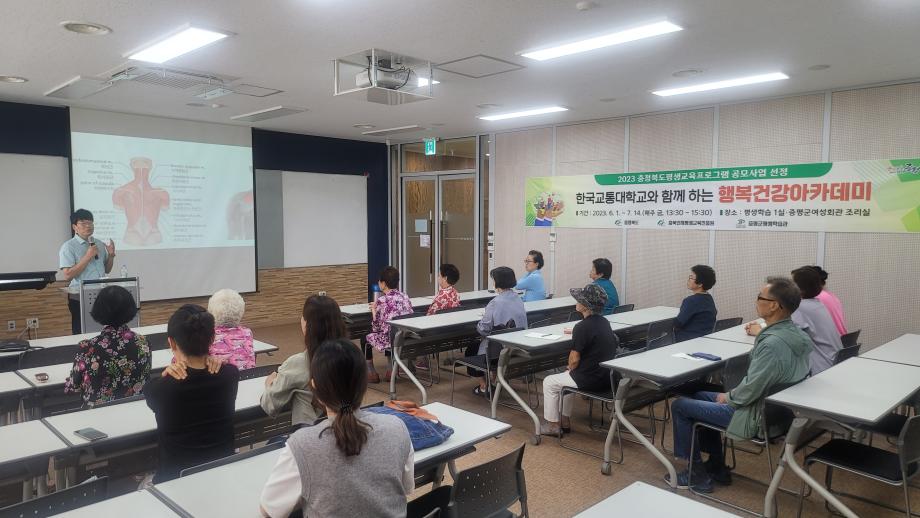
[385,400,440,422]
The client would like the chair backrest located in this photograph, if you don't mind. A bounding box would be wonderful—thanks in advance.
[833,344,860,365]
[898,415,920,474]
[240,363,281,381]
[762,378,805,439]
[180,442,284,477]
[612,304,634,314]
[720,354,752,392]
[713,317,743,332]
[146,333,170,351]
[0,476,107,515]
[485,321,518,360]
[840,329,861,349]
[645,319,675,350]
[18,345,81,369]
[566,311,583,322]
[447,443,527,518]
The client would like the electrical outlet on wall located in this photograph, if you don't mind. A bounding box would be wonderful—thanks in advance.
[318,291,327,296]
[26,317,39,329]
[6,320,15,331]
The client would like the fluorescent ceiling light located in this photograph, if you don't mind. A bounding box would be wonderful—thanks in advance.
[417,78,440,87]
[478,106,568,121]
[652,72,789,96]
[522,21,682,61]
[129,27,229,64]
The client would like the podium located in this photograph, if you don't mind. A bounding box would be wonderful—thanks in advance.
[79,277,141,334]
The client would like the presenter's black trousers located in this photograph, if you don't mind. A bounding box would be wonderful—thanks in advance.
[68,297,82,335]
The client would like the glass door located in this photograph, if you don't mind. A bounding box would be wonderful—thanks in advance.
[401,173,478,297]
[402,176,437,297]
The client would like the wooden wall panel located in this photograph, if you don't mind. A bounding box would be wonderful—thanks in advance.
[0,264,367,340]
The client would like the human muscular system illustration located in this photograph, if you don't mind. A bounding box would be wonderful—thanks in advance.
[113,157,170,246]
[226,190,254,240]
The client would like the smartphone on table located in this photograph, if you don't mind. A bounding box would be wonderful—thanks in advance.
[74,427,108,442]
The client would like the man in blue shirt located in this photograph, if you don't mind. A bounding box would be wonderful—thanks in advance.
[515,250,546,302]
[589,258,619,315]
[59,209,116,334]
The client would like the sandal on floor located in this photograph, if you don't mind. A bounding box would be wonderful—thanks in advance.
[472,386,491,399]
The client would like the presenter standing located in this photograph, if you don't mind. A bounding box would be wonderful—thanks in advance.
[59,209,116,334]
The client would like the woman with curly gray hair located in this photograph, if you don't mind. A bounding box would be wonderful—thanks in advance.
[207,288,255,369]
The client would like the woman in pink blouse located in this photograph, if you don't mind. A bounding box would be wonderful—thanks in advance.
[363,266,413,383]
[811,266,848,336]
[207,288,255,370]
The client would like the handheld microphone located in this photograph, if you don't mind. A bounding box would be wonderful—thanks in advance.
[89,237,98,259]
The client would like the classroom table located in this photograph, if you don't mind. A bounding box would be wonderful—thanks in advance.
[706,324,757,346]
[0,420,70,500]
[488,320,632,445]
[0,324,171,360]
[52,489,179,517]
[860,333,920,367]
[456,289,496,306]
[605,306,680,326]
[574,481,741,518]
[762,357,920,518]
[151,402,508,518]
[601,337,754,479]
[0,371,31,399]
[387,296,578,404]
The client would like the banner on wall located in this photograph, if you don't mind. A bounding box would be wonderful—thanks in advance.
[524,158,920,233]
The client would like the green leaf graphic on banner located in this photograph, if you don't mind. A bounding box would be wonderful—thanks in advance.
[592,163,833,185]
[902,206,920,232]
[889,159,920,183]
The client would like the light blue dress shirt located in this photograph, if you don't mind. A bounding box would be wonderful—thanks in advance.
[515,269,546,302]
[59,235,109,291]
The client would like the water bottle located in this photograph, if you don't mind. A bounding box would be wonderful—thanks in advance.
[371,283,381,303]
[120,265,128,278]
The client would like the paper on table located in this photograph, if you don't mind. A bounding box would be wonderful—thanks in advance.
[672,352,705,361]
[525,332,562,340]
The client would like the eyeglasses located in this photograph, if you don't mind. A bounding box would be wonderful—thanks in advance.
[688,275,697,281]
[756,295,777,303]
[75,221,94,228]
[523,259,534,264]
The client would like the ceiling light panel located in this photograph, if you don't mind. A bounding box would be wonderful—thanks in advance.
[521,21,682,61]
[652,72,789,96]
[230,106,306,122]
[478,106,568,121]
[129,27,230,64]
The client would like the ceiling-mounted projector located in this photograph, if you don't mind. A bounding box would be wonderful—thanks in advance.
[355,58,415,90]
[334,48,434,105]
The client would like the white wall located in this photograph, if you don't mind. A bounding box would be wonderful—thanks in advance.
[493,81,920,348]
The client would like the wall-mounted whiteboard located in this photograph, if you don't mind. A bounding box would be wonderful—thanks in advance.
[0,153,71,273]
[281,171,367,267]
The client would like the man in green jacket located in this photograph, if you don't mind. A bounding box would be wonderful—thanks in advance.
[668,276,813,493]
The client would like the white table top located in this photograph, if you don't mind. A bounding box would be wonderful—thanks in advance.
[154,446,280,518]
[414,402,511,466]
[861,333,920,367]
[42,376,268,446]
[575,481,740,518]
[0,371,31,396]
[707,324,757,345]
[339,296,434,317]
[602,337,753,385]
[767,357,920,424]
[51,489,179,517]
[17,341,277,389]
[490,320,632,351]
[152,402,509,518]
[458,290,496,302]
[28,324,169,350]
[0,419,69,465]
[606,306,680,326]
[389,296,578,334]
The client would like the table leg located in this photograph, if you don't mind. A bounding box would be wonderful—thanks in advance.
[431,463,447,489]
[390,329,427,404]
[605,377,677,486]
[491,348,541,445]
[763,418,858,518]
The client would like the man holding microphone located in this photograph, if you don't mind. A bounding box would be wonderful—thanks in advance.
[59,209,116,334]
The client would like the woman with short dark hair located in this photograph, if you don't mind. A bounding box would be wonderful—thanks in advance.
[515,250,547,301]
[791,266,843,375]
[260,339,413,517]
[674,265,718,342]
[363,266,413,383]
[589,258,619,315]
[64,285,150,408]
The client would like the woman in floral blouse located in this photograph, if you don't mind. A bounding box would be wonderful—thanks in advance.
[207,288,255,370]
[426,263,461,315]
[363,266,413,383]
[64,285,151,408]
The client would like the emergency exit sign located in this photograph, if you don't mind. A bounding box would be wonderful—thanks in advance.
[424,138,437,155]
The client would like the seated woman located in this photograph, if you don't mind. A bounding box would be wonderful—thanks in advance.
[426,263,461,315]
[261,295,347,428]
[468,266,528,397]
[145,305,239,483]
[64,285,150,408]
[363,266,413,384]
[540,283,617,435]
[811,265,848,335]
[589,257,619,315]
[260,339,414,517]
[207,288,255,370]
[791,266,843,374]
[515,250,546,301]
[674,265,718,342]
